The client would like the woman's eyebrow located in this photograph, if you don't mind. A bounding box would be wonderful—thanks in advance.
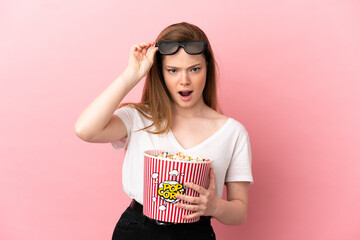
[187,63,202,69]
[165,63,202,69]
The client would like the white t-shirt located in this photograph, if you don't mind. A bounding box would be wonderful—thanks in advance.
[111,106,253,204]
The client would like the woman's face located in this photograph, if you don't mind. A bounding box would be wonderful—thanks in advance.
[162,48,207,110]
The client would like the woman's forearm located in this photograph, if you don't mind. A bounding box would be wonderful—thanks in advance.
[212,198,247,225]
[74,71,139,140]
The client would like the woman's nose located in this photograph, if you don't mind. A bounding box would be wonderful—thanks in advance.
[180,72,190,85]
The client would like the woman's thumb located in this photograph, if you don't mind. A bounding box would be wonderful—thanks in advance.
[147,45,158,63]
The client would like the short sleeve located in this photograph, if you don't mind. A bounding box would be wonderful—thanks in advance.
[110,106,134,151]
[225,130,254,183]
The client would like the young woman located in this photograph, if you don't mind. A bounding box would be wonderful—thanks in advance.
[75,22,253,240]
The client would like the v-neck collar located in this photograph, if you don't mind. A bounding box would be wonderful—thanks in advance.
[169,118,233,152]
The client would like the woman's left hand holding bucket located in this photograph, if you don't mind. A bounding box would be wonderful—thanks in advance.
[175,168,220,220]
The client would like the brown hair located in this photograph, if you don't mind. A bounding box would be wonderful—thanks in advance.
[122,22,219,134]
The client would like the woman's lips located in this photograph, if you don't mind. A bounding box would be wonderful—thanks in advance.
[178,91,193,101]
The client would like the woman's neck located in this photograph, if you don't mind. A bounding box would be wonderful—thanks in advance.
[172,100,208,118]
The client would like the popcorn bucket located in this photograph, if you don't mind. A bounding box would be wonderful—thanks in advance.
[143,150,213,223]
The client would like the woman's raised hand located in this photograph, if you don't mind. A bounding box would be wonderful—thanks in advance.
[124,41,158,84]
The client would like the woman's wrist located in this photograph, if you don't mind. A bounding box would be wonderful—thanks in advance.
[210,196,224,219]
[118,68,142,89]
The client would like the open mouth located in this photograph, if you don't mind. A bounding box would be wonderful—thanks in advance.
[178,91,193,97]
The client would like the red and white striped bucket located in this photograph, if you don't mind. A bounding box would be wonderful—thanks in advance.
[143,150,213,223]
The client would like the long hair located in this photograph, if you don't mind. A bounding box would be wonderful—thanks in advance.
[122,22,219,134]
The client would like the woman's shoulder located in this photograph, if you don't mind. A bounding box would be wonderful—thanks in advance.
[204,106,228,122]
[205,108,248,135]
[116,103,150,117]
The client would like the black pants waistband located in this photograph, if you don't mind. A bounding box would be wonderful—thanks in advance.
[129,199,211,225]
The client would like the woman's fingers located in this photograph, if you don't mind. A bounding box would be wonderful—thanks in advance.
[139,42,151,47]
[131,42,152,53]
[181,211,202,220]
[130,44,138,52]
[175,193,200,204]
[131,42,157,63]
[175,203,203,220]
[175,203,198,211]
[184,182,208,195]
[125,41,156,81]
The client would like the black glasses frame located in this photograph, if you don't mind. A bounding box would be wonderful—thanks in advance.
[155,40,208,55]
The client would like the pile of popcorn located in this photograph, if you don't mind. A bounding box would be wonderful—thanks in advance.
[151,152,209,162]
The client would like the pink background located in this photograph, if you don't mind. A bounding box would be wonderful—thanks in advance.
[1,0,359,239]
